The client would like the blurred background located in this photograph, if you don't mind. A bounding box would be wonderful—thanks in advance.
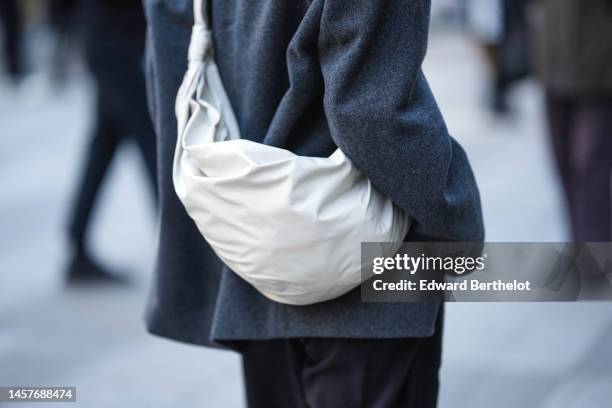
[1,0,611,407]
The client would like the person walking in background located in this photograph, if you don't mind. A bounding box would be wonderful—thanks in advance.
[0,0,24,81]
[64,0,157,282]
[466,0,530,114]
[144,0,483,406]
[529,0,612,242]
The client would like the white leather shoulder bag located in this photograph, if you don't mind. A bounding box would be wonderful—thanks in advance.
[173,0,412,305]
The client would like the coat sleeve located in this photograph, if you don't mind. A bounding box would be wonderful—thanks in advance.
[317,0,484,241]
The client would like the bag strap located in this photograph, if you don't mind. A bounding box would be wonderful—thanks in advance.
[193,0,209,28]
[188,0,212,62]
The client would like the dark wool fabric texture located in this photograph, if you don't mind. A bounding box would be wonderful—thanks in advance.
[143,0,484,348]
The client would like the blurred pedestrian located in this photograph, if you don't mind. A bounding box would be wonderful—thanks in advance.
[65,0,157,282]
[529,0,612,242]
[0,0,24,80]
[467,0,530,114]
[144,0,483,406]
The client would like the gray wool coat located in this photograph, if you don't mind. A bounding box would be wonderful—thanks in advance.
[143,0,484,348]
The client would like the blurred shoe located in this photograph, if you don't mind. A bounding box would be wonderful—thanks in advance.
[66,251,128,285]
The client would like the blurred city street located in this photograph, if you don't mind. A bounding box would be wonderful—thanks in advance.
[2,24,612,408]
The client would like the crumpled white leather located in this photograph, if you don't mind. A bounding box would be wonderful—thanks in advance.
[173,1,411,305]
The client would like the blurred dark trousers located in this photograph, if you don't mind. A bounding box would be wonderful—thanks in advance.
[68,58,157,250]
[0,0,23,77]
[68,1,156,250]
[546,94,612,242]
[241,312,442,408]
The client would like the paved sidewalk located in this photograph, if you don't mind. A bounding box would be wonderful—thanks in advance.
[1,28,611,408]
